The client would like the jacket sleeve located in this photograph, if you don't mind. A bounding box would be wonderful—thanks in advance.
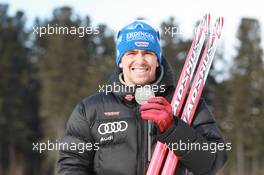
[57,102,96,175]
[155,99,228,175]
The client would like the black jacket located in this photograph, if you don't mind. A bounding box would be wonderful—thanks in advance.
[57,59,227,175]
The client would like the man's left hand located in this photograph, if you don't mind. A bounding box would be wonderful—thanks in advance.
[140,97,173,133]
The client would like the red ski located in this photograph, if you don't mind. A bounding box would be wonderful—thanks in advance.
[146,13,211,175]
[161,16,224,175]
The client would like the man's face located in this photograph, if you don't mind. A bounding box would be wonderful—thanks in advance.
[119,49,159,85]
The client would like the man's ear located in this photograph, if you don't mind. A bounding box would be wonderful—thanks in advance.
[156,62,159,67]
[119,63,123,68]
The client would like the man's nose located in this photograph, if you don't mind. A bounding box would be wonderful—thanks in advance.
[134,53,145,63]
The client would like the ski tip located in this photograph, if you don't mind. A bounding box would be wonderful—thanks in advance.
[199,13,210,36]
[203,13,211,27]
[219,16,224,29]
[219,16,224,38]
[205,13,211,19]
[214,16,224,39]
[221,16,224,28]
[207,13,211,21]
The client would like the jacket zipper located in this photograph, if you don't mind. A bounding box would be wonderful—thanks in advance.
[136,105,148,175]
[135,105,141,175]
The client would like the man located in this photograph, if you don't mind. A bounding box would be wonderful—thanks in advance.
[57,20,227,175]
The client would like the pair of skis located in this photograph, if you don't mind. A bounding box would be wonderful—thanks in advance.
[146,14,224,175]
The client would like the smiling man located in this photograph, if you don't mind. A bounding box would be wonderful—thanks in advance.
[57,20,227,175]
[120,50,158,85]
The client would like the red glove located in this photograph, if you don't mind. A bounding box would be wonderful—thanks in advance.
[140,97,173,133]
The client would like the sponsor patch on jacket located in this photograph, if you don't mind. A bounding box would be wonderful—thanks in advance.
[104,111,120,116]
[98,121,128,135]
[100,135,114,143]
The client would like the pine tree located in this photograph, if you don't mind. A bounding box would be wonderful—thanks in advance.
[34,6,92,173]
[228,18,263,175]
[34,6,116,173]
[160,17,192,83]
[0,4,41,175]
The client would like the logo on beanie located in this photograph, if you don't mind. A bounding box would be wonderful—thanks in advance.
[135,42,149,47]
[126,31,154,42]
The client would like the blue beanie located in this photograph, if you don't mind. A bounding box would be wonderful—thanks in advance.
[115,20,162,65]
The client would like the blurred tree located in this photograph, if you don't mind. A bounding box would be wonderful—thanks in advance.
[227,18,264,175]
[0,4,41,175]
[160,17,191,81]
[88,23,115,90]
[34,6,92,173]
[34,6,115,173]
[95,24,115,57]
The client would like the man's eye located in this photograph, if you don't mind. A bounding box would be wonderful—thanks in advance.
[145,52,155,56]
[127,52,135,55]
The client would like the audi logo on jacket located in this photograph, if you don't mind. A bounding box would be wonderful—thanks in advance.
[57,59,227,175]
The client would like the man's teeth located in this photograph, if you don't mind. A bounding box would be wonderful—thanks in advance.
[132,68,148,72]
